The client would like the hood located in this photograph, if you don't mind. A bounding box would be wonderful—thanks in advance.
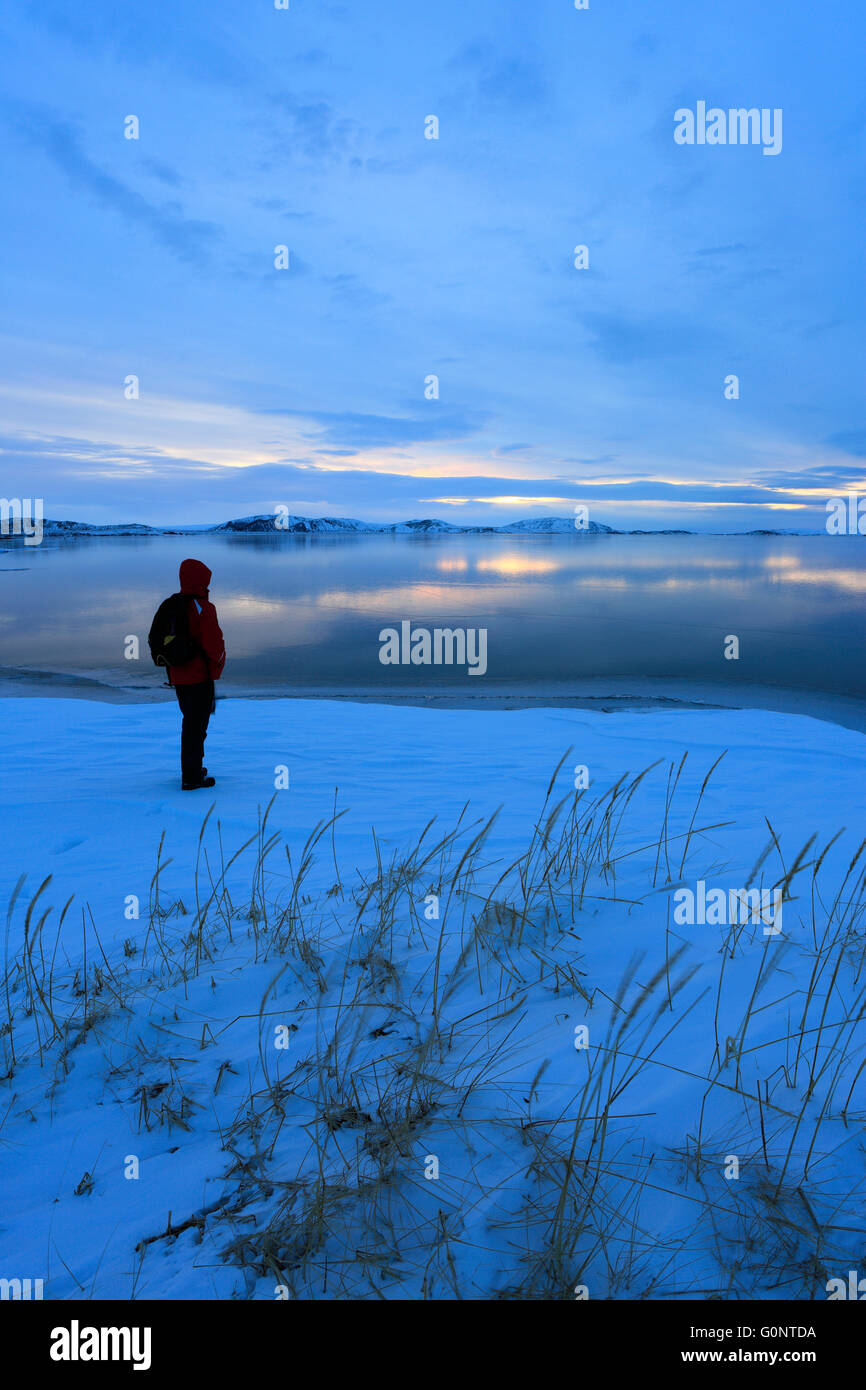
[179,558,212,597]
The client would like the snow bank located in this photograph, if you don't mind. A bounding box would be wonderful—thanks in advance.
[0,697,864,1299]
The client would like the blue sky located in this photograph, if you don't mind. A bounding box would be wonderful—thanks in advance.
[1,0,864,529]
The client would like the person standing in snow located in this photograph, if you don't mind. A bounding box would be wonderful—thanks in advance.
[166,558,226,790]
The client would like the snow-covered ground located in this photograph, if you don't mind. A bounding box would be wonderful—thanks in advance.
[1,695,865,1299]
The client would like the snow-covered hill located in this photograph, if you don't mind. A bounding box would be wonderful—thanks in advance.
[29,515,826,538]
[36,514,619,537]
[216,514,374,534]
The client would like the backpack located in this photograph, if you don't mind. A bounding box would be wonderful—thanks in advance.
[148,593,201,668]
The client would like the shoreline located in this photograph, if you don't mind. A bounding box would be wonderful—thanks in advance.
[1,665,864,734]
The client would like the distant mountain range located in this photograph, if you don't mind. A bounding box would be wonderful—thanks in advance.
[22,515,820,537]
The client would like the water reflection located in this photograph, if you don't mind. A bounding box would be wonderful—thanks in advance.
[1,532,865,695]
[763,556,866,594]
[475,553,562,576]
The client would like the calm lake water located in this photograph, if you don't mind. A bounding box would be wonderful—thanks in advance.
[1,533,865,699]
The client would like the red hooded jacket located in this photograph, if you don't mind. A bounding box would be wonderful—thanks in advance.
[170,558,226,686]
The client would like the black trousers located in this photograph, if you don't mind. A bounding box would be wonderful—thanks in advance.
[174,679,215,782]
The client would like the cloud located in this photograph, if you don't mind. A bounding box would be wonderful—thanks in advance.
[251,199,315,218]
[21,1,252,87]
[695,243,749,257]
[752,460,866,489]
[324,273,391,310]
[1,100,220,262]
[4,0,864,532]
[825,429,866,458]
[140,157,185,188]
[0,428,843,527]
[632,33,660,56]
[449,41,549,108]
[584,310,715,364]
[268,93,362,162]
[257,408,488,450]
